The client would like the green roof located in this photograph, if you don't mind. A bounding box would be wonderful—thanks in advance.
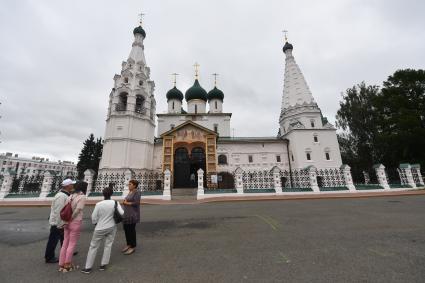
[166,86,183,101]
[133,26,146,38]
[185,79,207,101]
[207,86,224,101]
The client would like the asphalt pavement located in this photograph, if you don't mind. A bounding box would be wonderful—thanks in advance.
[0,195,424,282]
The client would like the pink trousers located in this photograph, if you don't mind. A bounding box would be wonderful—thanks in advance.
[59,220,82,266]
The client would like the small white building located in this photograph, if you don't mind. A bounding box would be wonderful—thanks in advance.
[0,152,77,176]
[98,23,342,188]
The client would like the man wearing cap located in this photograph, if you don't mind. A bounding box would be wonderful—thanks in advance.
[44,178,76,263]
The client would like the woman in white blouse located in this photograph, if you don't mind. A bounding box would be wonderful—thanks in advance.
[81,186,124,274]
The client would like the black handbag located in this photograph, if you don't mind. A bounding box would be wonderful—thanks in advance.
[113,201,123,224]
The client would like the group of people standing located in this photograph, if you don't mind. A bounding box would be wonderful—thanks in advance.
[44,178,142,274]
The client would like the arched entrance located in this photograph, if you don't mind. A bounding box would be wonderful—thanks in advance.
[174,148,190,188]
[173,146,206,188]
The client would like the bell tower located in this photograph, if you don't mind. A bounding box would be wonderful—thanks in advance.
[99,19,156,172]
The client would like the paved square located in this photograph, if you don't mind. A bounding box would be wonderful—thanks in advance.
[1,196,425,282]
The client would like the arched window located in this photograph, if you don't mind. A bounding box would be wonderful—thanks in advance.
[150,100,155,120]
[135,95,145,114]
[310,119,315,128]
[116,92,128,111]
[172,101,175,110]
[305,148,312,161]
[124,77,129,83]
[324,148,331,160]
[218,154,227,165]
[313,134,318,142]
[139,80,143,86]
[195,104,198,114]
[215,101,218,109]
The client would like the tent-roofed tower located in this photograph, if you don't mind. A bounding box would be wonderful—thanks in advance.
[278,36,342,168]
[98,19,156,173]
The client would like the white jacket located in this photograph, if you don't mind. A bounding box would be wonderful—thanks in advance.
[49,190,69,227]
[92,200,124,231]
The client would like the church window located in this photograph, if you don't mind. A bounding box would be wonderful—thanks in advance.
[2,161,5,165]
[172,101,175,110]
[310,120,315,128]
[195,104,198,114]
[150,100,155,120]
[248,155,253,163]
[291,154,294,161]
[276,155,281,162]
[314,135,318,142]
[306,152,311,161]
[117,93,128,111]
[215,101,217,109]
[170,124,175,130]
[325,152,330,160]
[124,77,128,83]
[139,80,143,86]
[218,154,227,165]
[135,95,145,113]
[214,124,218,133]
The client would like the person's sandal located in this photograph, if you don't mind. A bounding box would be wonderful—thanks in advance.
[123,248,135,255]
[121,246,130,253]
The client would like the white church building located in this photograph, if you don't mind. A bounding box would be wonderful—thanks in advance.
[98,23,342,189]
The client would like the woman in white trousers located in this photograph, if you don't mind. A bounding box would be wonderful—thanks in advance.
[81,186,124,274]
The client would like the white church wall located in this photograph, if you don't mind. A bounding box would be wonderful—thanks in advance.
[208,99,223,113]
[216,141,289,173]
[187,99,206,113]
[152,142,163,171]
[167,99,182,113]
[285,129,342,169]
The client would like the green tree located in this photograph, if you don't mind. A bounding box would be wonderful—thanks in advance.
[77,134,103,179]
[336,82,381,170]
[374,69,425,168]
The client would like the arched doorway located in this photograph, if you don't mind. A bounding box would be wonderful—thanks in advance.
[173,146,206,188]
[190,147,206,187]
[174,148,190,188]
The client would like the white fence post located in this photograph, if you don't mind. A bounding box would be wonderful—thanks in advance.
[123,169,134,197]
[307,166,320,192]
[411,164,424,186]
[197,168,204,197]
[84,169,95,196]
[341,164,356,192]
[39,171,54,199]
[234,167,244,194]
[271,166,282,194]
[0,172,14,199]
[163,169,171,200]
[373,164,390,190]
[400,163,416,188]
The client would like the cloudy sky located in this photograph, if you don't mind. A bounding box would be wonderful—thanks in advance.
[0,0,424,162]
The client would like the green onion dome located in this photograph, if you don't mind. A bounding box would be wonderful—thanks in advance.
[166,86,183,101]
[185,79,208,102]
[133,26,146,38]
[207,86,224,101]
[282,41,293,53]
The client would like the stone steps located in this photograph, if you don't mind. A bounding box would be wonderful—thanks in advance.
[171,188,198,200]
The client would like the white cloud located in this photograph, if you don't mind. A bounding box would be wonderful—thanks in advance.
[0,0,424,162]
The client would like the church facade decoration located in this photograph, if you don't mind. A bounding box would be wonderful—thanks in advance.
[98,23,343,189]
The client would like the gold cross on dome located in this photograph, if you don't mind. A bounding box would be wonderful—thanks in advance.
[171,73,179,87]
[193,62,200,79]
[282,30,288,42]
[212,73,219,86]
[138,12,145,26]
